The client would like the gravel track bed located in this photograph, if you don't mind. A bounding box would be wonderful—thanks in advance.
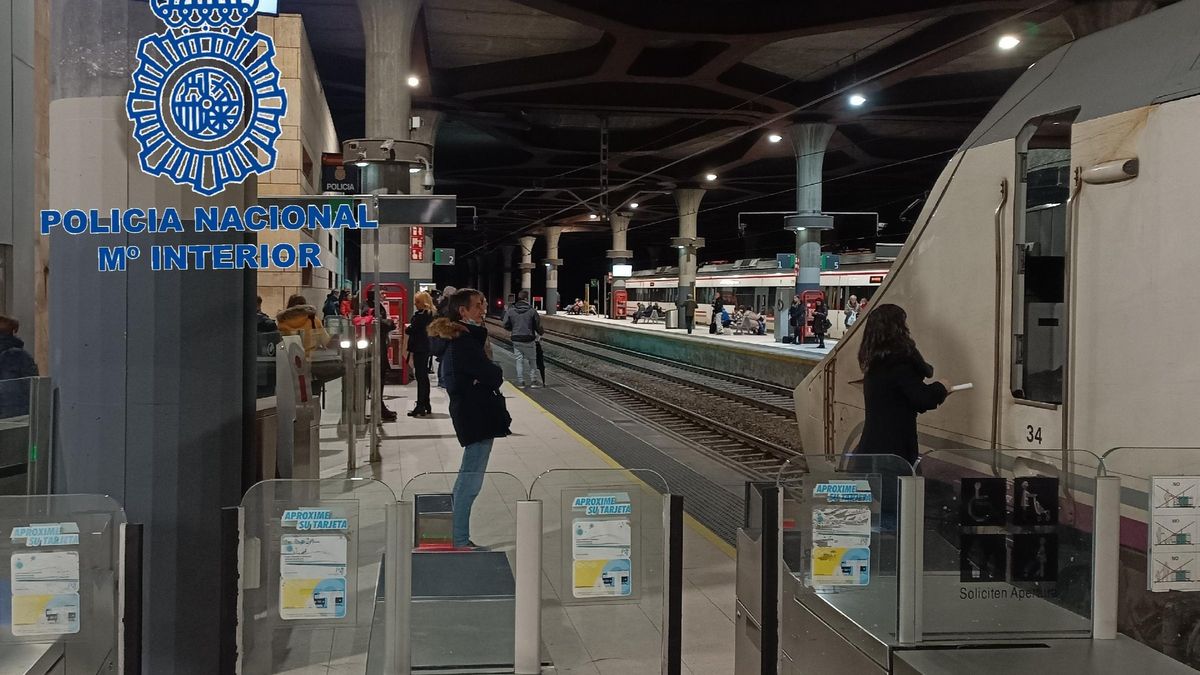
[489,326,802,452]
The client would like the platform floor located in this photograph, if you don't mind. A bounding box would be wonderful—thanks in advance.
[549,311,836,358]
[315,364,738,675]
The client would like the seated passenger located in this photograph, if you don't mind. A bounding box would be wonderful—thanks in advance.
[757,307,768,335]
[632,302,645,323]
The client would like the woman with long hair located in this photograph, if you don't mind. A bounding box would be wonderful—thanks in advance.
[852,303,952,464]
[405,292,435,417]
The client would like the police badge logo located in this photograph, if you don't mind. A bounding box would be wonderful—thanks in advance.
[126,0,288,196]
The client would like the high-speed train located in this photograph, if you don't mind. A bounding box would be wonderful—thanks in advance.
[795,1,1200,661]
[624,250,892,337]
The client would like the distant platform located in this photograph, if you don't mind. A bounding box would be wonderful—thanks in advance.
[543,312,832,389]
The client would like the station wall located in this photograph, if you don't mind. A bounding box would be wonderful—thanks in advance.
[0,0,37,348]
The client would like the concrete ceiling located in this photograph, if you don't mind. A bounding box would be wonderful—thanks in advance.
[299,0,1172,260]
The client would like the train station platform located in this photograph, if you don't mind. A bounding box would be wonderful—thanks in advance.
[318,372,737,674]
[542,313,833,389]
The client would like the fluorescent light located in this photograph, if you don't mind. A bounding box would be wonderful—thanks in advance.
[629,202,639,209]
[612,264,633,277]
[705,173,718,181]
[848,94,867,107]
[407,75,420,87]
[768,133,783,143]
[998,35,1020,50]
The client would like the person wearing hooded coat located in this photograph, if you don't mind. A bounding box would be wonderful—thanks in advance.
[427,289,511,549]
[432,286,457,389]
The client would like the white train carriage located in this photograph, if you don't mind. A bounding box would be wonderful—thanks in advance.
[794,1,1200,660]
[623,257,890,337]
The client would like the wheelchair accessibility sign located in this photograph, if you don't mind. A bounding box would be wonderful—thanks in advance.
[126,0,288,196]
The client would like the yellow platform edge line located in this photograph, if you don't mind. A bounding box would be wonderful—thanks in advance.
[505,382,736,560]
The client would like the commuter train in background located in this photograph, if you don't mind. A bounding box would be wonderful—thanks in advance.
[624,247,893,337]
[794,0,1200,660]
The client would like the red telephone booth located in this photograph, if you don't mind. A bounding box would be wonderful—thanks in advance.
[362,283,410,384]
[798,289,825,344]
[612,289,628,318]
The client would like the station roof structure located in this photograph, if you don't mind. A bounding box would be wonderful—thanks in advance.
[300,0,1166,252]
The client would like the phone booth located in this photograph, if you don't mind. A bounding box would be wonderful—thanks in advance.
[799,289,825,344]
[612,289,628,318]
[362,282,410,384]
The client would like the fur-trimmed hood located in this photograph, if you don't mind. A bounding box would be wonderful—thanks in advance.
[428,317,468,339]
[276,304,318,331]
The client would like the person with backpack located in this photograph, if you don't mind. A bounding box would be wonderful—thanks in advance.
[321,289,340,318]
[502,290,544,387]
[427,289,511,549]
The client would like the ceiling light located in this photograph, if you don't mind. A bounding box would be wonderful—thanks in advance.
[407,75,420,88]
[998,35,1020,50]
[588,213,598,220]
[768,133,783,143]
[354,160,369,168]
[629,202,639,209]
[848,94,867,107]
[705,173,718,182]
[409,166,421,174]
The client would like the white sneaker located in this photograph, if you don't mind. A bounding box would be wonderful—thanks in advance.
[530,381,543,388]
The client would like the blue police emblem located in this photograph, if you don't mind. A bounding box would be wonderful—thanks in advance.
[126,0,287,196]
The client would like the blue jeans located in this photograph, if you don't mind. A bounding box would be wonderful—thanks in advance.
[452,438,494,546]
[512,341,540,385]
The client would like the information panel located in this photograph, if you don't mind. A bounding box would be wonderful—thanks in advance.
[1150,476,1200,592]
[810,481,873,586]
[9,523,81,637]
[563,490,638,601]
[278,508,351,620]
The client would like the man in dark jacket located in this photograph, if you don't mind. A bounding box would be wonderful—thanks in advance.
[0,315,39,418]
[321,290,340,318]
[502,290,544,387]
[788,295,805,343]
[428,289,511,549]
[681,293,698,334]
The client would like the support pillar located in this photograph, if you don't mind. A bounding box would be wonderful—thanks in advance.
[500,245,515,306]
[786,123,835,300]
[543,226,563,315]
[518,235,536,296]
[49,2,247,670]
[671,189,706,320]
[607,211,634,318]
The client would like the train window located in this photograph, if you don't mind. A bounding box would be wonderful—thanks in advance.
[1011,110,1076,405]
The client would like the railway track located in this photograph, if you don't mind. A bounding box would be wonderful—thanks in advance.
[486,321,804,478]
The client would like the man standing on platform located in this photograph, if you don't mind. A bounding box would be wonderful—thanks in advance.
[682,293,698,334]
[502,290,544,387]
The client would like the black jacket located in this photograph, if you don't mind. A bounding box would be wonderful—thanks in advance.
[811,308,829,335]
[428,318,511,446]
[0,334,38,418]
[322,293,340,317]
[853,352,947,464]
[405,310,433,354]
[788,303,805,328]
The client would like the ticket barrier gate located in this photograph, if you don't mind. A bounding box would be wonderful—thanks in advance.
[274,336,320,479]
[0,495,141,675]
[736,451,1200,674]
[0,377,54,497]
[235,468,685,674]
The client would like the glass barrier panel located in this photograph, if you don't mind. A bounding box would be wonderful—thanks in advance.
[400,471,527,671]
[777,453,913,645]
[530,468,669,671]
[239,478,396,675]
[1100,447,1200,669]
[0,494,126,675]
[0,378,52,497]
[916,448,1100,640]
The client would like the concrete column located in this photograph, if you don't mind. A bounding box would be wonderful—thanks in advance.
[49,2,247,670]
[359,0,419,140]
[671,189,706,315]
[607,211,634,318]
[543,226,563,315]
[518,235,536,295]
[500,245,515,306]
[786,123,835,298]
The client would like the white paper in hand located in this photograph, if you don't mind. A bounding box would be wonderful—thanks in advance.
[950,383,974,392]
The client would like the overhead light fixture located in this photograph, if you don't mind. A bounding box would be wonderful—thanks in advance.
[355,160,369,168]
[407,75,420,88]
[998,35,1020,50]
[409,166,421,174]
[588,213,598,220]
[768,133,783,143]
[848,94,867,107]
[629,202,639,209]
[705,173,718,182]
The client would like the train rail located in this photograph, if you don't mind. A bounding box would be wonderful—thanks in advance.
[486,320,803,478]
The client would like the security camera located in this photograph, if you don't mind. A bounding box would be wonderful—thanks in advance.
[379,139,395,153]
[423,171,435,189]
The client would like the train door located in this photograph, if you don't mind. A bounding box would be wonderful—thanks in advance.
[1006,110,1077,448]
